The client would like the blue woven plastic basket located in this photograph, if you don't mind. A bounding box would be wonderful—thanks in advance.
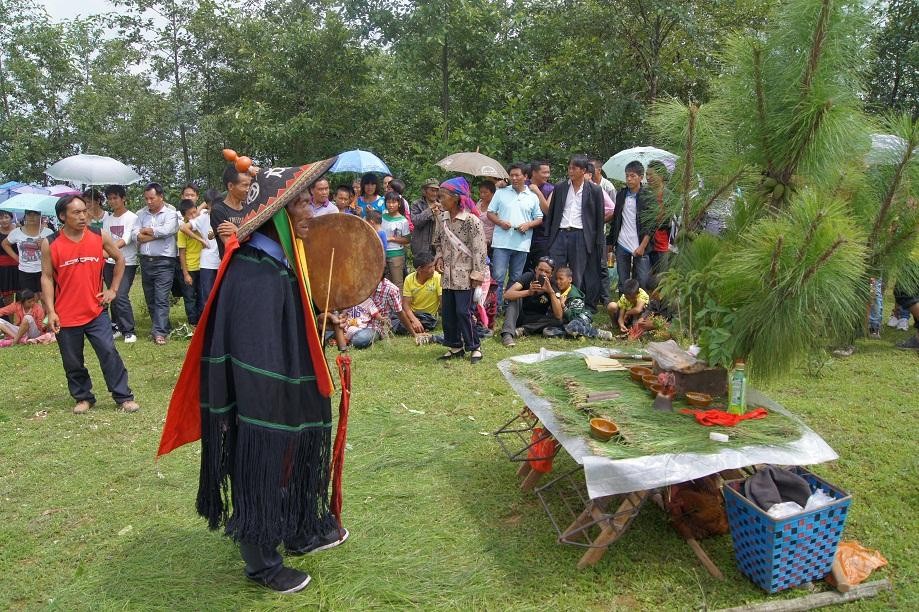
[723,467,851,593]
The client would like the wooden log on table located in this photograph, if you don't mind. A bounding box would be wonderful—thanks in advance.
[715,579,891,612]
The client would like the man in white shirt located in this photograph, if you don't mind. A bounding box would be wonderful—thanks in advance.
[102,185,139,343]
[543,155,607,301]
[608,160,653,294]
[191,205,220,308]
[132,182,179,344]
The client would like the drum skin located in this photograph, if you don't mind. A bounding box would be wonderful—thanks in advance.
[299,214,385,311]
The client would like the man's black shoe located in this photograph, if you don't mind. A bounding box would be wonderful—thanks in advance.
[250,566,311,593]
[287,527,350,556]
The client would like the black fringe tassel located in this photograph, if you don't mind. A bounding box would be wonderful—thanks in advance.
[197,410,335,546]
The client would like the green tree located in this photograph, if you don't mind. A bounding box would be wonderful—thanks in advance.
[865,0,918,118]
[653,0,905,379]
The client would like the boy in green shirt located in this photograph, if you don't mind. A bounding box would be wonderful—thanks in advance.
[545,267,612,340]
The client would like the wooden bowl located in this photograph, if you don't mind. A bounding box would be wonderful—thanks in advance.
[629,366,653,382]
[685,392,713,408]
[590,418,619,441]
[649,383,663,397]
[642,374,658,389]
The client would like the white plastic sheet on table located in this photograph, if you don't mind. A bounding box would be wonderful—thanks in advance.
[497,347,838,500]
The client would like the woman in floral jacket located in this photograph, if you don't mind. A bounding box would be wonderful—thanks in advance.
[432,177,488,363]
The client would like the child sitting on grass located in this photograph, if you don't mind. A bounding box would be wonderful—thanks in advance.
[607,278,649,334]
[0,289,47,346]
[545,267,613,340]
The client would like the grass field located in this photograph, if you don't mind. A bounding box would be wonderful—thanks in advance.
[1,292,916,610]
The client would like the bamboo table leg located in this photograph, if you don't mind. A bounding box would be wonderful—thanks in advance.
[520,468,545,491]
[577,491,649,569]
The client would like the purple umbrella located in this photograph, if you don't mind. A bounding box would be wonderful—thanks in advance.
[12,185,49,195]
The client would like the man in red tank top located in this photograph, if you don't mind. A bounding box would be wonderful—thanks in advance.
[40,195,139,414]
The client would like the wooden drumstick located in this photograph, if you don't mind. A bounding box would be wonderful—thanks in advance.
[320,248,335,342]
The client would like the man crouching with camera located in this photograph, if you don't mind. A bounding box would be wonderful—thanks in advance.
[499,256,564,347]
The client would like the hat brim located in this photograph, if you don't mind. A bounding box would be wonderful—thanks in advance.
[237,156,337,241]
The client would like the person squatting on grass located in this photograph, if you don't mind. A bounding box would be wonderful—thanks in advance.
[40,195,139,415]
[0,289,47,345]
[542,266,613,341]
[500,256,563,347]
[394,251,441,335]
[607,277,649,334]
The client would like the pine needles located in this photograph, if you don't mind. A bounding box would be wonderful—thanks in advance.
[512,355,802,461]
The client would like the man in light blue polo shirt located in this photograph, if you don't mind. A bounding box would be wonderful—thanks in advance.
[487,162,543,309]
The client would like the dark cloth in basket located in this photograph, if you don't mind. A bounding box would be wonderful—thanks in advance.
[744,465,812,511]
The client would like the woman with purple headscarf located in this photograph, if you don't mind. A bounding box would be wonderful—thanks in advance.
[432,177,488,363]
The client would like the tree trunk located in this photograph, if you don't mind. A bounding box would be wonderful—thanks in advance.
[0,52,9,119]
[441,39,449,138]
[170,7,191,182]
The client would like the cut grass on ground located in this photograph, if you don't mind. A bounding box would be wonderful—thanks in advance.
[1,293,916,610]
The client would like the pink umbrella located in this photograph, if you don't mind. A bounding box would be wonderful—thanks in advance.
[47,184,81,196]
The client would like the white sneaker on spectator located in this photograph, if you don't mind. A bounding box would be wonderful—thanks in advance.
[897,318,910,331]
[886,315,899,328]
[113,331,122,339]
[124,334,137,344]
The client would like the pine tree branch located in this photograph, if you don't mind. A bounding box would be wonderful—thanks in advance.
[801,237,845,284]
[867,127,917,253]
[691,168,745,229]
[783,99,832,184]
[874,225,919,266]
[751,46,773,173]
[680,104,698,234]
[796,208,827,261]
[802,0,833,94]
[769,236,784,287]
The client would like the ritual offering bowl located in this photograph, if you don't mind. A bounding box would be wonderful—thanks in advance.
[629,365,653,382]
[642,374,658,389]
[685,392,713,408]
[590,418,619,442]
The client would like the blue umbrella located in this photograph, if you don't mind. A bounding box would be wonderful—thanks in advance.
[330,150,391,175]
[0,181,24,204]
[0,193,60,216]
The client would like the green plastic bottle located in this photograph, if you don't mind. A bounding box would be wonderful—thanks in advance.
[728,359,747,415]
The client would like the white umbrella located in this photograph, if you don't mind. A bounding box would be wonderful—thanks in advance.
[865,134,917,166]
[45,154,142,185]
[436,151,509,180]
[603,146,678,181]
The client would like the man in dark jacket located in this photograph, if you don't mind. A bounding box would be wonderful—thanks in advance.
[543,155,607,302]
[409,178,441,258]
[608,160,653,294]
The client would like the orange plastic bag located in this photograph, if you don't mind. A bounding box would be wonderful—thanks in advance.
[527,427,558,474]
[831,540,888,586]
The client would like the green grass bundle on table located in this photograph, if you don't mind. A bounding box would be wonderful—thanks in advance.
[512,354,802,460]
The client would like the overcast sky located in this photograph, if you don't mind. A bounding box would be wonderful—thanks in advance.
[42,0,114,22]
